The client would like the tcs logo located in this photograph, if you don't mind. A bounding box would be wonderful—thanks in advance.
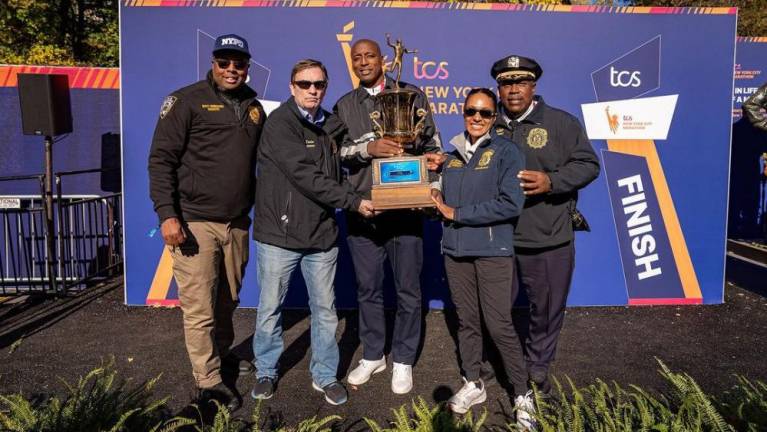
[592,35,660,102]
[610,66,641,88]
[413,56,449,80]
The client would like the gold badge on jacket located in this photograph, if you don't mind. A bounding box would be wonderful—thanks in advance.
[475,150,494,169]
[527,128,548,149]
[447,158,464,169]
[248,106,261,124]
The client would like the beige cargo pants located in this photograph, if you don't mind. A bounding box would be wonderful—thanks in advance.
[169,215,250,388]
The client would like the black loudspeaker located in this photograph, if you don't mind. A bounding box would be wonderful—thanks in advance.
[101,133,122,193]
[17,73,73,136]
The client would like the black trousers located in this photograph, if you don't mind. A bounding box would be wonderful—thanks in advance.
[444,254,528,395]
[515,242,575,377]
[347,212,423,365]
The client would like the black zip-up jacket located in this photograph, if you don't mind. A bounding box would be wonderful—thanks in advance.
[148,72,265,223]
[494,96,600,248]
[333,77,442,198]
[253,97,362,250]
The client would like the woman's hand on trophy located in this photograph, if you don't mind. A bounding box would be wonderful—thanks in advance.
[430,189,455,221]
[367,138,404,157]
[358,199,376,218]
[425,153,447,171]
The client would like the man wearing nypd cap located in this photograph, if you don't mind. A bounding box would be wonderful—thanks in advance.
[148,33,265,410]
[490,55,600,394]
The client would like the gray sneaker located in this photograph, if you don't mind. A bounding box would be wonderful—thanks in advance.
[251,376,276,400]
[312,381,348,405]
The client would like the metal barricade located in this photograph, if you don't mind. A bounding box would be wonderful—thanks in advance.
[0,169,123,295]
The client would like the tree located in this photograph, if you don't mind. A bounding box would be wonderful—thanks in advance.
[0,0,118,66]
[0,0,764,67]
[630,0,767,37]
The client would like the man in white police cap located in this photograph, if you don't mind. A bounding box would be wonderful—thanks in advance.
[148,33,265,411]
[490,54,600,395]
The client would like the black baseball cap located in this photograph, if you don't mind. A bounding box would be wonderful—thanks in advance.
[212,34,250,58]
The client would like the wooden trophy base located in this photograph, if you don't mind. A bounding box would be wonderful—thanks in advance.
[371,184,435,210]
[370,155,435,210]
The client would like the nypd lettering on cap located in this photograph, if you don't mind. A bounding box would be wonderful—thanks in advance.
[212,33,251,57]
[220,37,244,49]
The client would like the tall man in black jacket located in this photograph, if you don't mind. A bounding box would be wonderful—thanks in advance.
[490,55,600,394]
[148,34,264,410]
[333,39,444,394]
[250,59,374,406]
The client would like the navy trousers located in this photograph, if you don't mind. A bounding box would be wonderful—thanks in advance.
[515,242,575,378]
[346,211,423,365]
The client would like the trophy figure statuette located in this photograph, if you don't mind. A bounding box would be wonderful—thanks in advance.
[369,34,434,210]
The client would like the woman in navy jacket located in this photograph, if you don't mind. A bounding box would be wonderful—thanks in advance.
[431,88,534,427]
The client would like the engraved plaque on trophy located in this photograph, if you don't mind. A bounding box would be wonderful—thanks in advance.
[369,35,434,210]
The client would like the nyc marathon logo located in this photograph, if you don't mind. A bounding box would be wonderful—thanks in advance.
[591,36,661,102]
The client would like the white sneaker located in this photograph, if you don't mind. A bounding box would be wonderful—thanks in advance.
[448,378,486,414]
[347,357,386,386]
[514,390,537,431]
[391,362,413,394]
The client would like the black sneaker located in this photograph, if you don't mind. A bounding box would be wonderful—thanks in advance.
[198,382,241,412]
[529,369,551,395]
[251,376,276,400]
[312,381,348,405]
[222,353,255,376]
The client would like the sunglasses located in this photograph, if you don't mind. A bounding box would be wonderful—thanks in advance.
[214,58,249,70]
[498,79,533,88]
[292,80,328,90]
[463,108,496,119]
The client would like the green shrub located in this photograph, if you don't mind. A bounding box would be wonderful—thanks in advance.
[520,359,766,432]
[0,358,192,432]
[716,375,767,432]
[364,396,486,432]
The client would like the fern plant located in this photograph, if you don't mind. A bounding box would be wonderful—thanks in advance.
[518,359,755,432]
[364,396,486,432]
[0,358,188,432]
[715,374,767,432]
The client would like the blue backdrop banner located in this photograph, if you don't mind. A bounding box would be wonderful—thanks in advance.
[120,3,736,307]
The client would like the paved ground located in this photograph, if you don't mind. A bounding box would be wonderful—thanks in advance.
[0,257,765,430]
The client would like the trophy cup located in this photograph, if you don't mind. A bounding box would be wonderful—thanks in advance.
[369,35,434,210]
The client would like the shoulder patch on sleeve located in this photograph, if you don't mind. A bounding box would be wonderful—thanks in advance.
[159,96,178,119]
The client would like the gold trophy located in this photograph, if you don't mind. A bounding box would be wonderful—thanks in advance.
[369,34,434,210]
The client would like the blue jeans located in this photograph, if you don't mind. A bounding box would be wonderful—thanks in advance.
[253,241,340,387]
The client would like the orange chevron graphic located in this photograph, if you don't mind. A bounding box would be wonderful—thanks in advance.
[337,21,359,89]
[146,247,179,306]
[0,65,119,89]
[607,139,702,301]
